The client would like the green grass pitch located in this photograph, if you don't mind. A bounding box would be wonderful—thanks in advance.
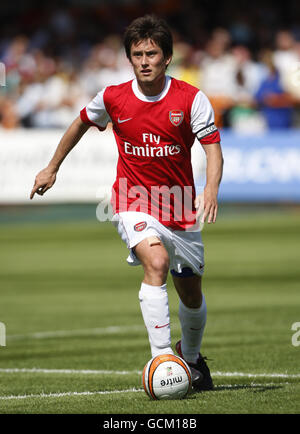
[0,204,299,414]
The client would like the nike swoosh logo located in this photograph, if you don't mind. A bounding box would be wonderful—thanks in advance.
[118,117,132,124]
[155,323,170,329]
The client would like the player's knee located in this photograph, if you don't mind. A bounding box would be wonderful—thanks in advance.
[173,273,202,308]
[181,285,203,308]
[151,255,169,274]
[146,254,169,278]
[181,294,202,309]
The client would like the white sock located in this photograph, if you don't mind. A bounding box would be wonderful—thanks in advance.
[178,295,207,364]
[139,282,174,357]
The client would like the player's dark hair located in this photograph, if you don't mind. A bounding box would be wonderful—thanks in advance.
[124,15,173,61]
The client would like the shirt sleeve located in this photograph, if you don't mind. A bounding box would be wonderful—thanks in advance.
[190,91,220,144]
[80,88,111,131]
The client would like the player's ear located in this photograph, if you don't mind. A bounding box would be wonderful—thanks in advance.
[165,55,172,69]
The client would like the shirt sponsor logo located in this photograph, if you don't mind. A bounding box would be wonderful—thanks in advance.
[124,141,181,157]
[169,110,184,126]
[134,221,147,232]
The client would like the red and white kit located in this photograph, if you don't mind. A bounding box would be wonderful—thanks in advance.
[80,76,220,231]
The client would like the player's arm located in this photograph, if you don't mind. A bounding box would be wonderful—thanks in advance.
[30,116,90,199]
[198,142,223,224]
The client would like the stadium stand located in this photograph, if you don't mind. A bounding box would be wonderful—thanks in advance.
[1,0,300,131]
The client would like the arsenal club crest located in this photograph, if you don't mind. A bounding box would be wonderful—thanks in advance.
[134,221,147,232]
[169,110,184,126]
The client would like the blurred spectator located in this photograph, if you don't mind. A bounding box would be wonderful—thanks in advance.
[169,41,202,87]
[1,3,300,130]
[228,45,268,132]
[200,29,236,128]
[273,30,300,99]
[79,36,134,97]
[255,50,295,129]
[16,55,87,128]
[0,99,19,129]
[231,45,268,97]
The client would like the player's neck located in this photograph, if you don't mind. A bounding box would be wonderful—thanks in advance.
[137,74,166,97]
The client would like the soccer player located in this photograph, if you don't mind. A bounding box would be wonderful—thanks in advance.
[30,15,223,391]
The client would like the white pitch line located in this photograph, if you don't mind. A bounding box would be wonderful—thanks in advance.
[212,371,300,379]
[0,388,144,401]
[6,325,147,341]
[0,382,293,401]
[0,368,299,379]
[215,382,290,388]
[0,368,141,375]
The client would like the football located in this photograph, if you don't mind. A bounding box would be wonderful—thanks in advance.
[142,354,192,400]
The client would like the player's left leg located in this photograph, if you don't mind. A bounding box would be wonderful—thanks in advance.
[172,272,213,390]
[172,273,206,363]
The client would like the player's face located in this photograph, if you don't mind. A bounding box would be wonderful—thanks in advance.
[130,39,171,94]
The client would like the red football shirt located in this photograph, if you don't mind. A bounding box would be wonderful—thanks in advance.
[80,76,220,230]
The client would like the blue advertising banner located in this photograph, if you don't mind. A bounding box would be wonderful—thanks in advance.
[217,129,300,202]
[1,128,299,204]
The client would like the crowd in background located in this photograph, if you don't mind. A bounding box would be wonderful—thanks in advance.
[1,0,300,132]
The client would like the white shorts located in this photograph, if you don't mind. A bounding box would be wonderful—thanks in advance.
[111,212,204,277]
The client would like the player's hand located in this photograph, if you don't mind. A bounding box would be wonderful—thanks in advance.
[194,192,204,221]
[197,186,218,224]
[30,167,57,199]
